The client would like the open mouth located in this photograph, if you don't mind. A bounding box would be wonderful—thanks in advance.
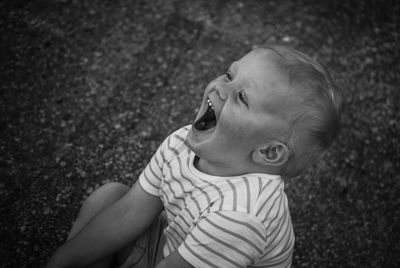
[194,98,217,131]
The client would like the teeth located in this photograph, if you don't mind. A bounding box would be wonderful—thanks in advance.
[207,98,214,110]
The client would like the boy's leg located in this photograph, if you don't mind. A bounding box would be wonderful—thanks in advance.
[117,211,167,268]
[67,182,130,268]
[67,182,130,240]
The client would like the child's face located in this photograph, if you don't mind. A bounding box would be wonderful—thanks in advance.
[186,49,295,175]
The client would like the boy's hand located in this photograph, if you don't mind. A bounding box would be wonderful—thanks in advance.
[156,250,194,268]
[45,182,163,268]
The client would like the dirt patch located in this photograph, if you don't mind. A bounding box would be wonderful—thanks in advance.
[1,0,399,267]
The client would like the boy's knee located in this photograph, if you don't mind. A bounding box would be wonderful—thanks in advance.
[84,182,130,208]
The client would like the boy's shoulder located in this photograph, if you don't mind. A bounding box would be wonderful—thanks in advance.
[159,125,191,158]
[169,125,191,142]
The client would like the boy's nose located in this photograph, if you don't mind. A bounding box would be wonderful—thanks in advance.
[214,83,228,101]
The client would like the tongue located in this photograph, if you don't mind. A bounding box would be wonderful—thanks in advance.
[194,105,216,131]
[196,119,216,130]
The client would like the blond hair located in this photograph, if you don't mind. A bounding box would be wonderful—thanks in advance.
[258,45,343,178]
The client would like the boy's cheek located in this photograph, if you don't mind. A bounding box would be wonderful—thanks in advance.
[218,118,249,142]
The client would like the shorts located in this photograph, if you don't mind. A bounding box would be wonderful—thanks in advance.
[117,212,168,268]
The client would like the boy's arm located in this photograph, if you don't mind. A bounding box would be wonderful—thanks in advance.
[46,182,163,268]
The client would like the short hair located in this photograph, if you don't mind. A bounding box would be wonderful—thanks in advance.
[257,45,343,178]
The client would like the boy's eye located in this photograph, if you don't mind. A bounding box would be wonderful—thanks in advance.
[238,91,248,106]
[225,71,233,81]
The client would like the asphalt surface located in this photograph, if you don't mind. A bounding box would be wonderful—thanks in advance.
[1,0,399,267]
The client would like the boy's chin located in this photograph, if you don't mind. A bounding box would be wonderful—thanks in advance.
[189,124,215,139]
[187,125,214,152]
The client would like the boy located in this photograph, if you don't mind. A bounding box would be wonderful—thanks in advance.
[46,45,342,268]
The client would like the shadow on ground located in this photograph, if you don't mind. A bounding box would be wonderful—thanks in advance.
[1,0,399,267]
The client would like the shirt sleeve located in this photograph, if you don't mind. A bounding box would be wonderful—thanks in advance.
[178,211,267,268]
[138,137,168,196]
[138,125,190,197]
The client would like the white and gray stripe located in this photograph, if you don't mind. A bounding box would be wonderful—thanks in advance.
[138,126,294,267]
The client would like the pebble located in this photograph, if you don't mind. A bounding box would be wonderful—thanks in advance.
[43,207,50,215]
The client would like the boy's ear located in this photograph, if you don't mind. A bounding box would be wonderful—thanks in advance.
[251,141,290,167]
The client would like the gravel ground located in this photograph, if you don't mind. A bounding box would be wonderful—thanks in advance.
[1,0,399,267]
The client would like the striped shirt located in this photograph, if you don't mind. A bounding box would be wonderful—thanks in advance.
[139,126,294,268]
